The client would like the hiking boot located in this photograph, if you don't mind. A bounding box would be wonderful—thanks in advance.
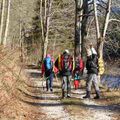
[50,88,53,92]
[62,90,68,99]
[46,88,49,91]
[94,91,100,99]
[94,96,100,99]
[83,91,90,99]
[67,94,71,98]
[62,90,65,99]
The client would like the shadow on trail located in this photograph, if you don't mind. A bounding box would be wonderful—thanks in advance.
[18,88,61,101]
[19,96,120,114]
[25,65,40,69]
[29,72,41,78]
[24,81,61,90]
[19,97,64,107]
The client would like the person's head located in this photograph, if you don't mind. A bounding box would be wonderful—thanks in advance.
[86,48,92,57]
[63,49,69,55]
[46,54,51,58]
[89,42,93,48]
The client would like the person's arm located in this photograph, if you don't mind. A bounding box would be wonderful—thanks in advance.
[41,62,45,77]
[54,58,59,69]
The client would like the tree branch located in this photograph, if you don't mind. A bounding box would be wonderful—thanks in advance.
[109,19,120,23]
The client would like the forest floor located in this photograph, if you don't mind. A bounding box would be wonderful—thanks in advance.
[0,48,120,120]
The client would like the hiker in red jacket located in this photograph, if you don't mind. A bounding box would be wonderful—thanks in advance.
[55,50,74,98]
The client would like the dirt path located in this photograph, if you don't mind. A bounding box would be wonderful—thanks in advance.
[21,68,120,120]
[18,68,72,120]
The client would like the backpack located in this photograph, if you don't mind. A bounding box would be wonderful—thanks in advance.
[61,54,71,71]
[44,57,53,71]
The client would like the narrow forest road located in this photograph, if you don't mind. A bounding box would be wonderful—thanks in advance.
[17,67,120,120]
[0,49,119,120]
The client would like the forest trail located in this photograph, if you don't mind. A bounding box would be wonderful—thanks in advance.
[0,47,119,120]
[18,67,119,120]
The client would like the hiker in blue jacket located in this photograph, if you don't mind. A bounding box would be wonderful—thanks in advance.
[42,54,54,92]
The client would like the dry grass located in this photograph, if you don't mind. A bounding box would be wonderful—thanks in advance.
[0,48,45,120]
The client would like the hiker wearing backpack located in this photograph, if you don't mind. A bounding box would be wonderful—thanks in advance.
[83,45,100,99]
[55,50,73,98]
[73,56,84,90]
[41,54,54,92]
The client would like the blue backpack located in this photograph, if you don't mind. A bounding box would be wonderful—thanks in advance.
[44,57,53,70]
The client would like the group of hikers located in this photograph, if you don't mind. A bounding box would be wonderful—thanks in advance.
[41,43,101,99]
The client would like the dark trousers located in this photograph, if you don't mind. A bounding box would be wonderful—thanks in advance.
[45,70,53,90]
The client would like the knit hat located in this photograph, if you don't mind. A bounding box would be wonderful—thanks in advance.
[46,54,51,58]
[64,49,69,54]
[63,49,69,55]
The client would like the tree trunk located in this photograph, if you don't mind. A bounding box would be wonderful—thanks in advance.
[97,37,104,59]
[81,0,88,57]
[93,0,102,58]
[74,0,88,57]
[3,0,11,46]
[0,0,5,44]
[43,0,52,58]
[102,0,111,37]
[40,0,45,60]
[74,0,83,57]
[93,0,100,39]
[74,0,79,56]
[0,0,3,25]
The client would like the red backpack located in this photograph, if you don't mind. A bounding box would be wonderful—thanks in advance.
[75,58,84,72]
[61,54,72,71]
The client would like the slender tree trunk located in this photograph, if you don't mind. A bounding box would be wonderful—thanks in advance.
[40,0,44,60]
[81,0,88,57]
[44,0,47,25]
[75,0,83,57]
[43,0,52,58]
[3,0,11,46]
[78,0,83,56]
[74,0,78,56]
[75,0,88,57]
[102,0,111,38]
[19,22,24,62]
[0,0,3,25]
[0,0,5,44]
[93,0,100,39]
[93,0,102,58]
